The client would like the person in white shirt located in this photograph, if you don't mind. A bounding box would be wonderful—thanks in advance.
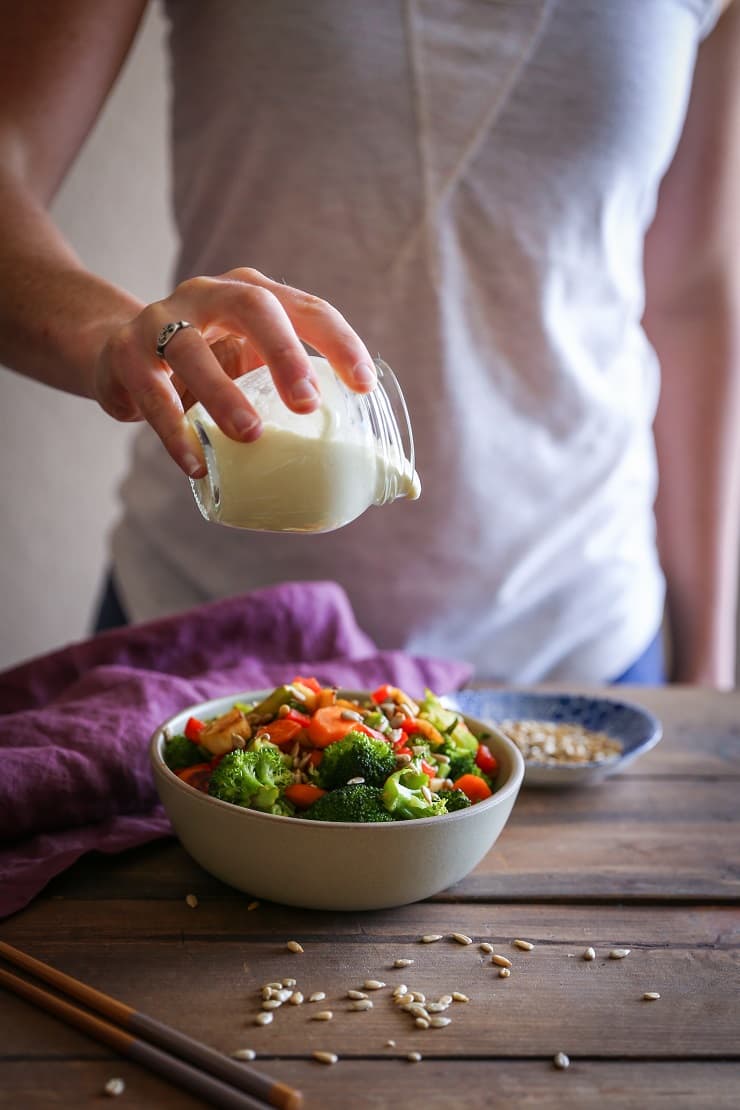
[1,0,739,685]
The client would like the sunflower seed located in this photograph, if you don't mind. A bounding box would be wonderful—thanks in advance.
[261,987,273,1001]
[553,1052,570,1070]
[287,941,304,953]
[450,932,473,946]
[289,992,304,1005]
[583,947,596,961]
[643,992,661,1001]
[104,1078,125,1097]
[420,934,443,944]
[411,992,426,1003]
[386,1040,396,1047]
[348,990,368,1000]
[313,1051,338,1066]
[363,980,386,990]
[340,709,363,721]
[231,1049,256,1061]
[421,785,434,803]
[266,982,283,990]
[350,999,373,1011]
[262,1000,282,1010]
[479,943,494,954]
[282,978,297,988]
[254,1012,273,1026]
[393,958,415,968]
[426,1002,446,1014]
[498,967,511,978]
[430,1016,451,1028]
[491,954,512,968]
[407,1052,422,1063]
[609,949,631,959]
[513,939,534,951]
[247,900,259,911]
[274,989,293,1002]
[438,994,453,1006]
[452,992,469,1003]
[185,894,198,909]
[396,993,414,1006]
[308,992,326,1003]
[415,1017,430,1029]
[393,985,409,999]
[312,1011,333,1021]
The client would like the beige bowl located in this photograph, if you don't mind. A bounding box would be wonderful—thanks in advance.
[150,689,525,911]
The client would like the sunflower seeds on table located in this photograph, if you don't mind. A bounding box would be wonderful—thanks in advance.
[553,1052,570,1070]
[312,1011,334,1022]
[450,933,473,945]
[407,1052,423,1063]
[420,934,443,944]
[491,954,513,968]
[479,942,494,954]
[262,999,282,1010]
[185,894,198,909]
[499,968,511,978]
[430,1016,452,1028]
[393,958,415,968]
[415,1017,430,1029]
[286,941,304,953]
[609,949,631,959]
[231,1049,257,1061]
[643,992,661,1001]
[308,992,326,1003]
[350,999,373,1011]
[254,1012,273,1026]
[289,992,304,1005]
[348,990,368,1000]
[363,980,386,990]
[513,939,534,951]
[104,1078,125,1097]
[583,947,596,961]
[313,1051,338,1066]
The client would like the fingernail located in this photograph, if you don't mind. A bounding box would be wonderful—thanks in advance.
[232,410,261,437]
[289,379,320,407]
[352,361,377,389]
[183,453,206,479]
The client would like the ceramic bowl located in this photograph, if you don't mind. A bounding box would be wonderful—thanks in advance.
[441,690,662,788]
[149,689,524,911]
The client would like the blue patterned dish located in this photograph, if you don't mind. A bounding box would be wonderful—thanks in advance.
[440,690,662,788]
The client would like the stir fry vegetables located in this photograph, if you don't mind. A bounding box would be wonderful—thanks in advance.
[162,679,499,822]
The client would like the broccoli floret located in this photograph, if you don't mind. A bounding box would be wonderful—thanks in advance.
[208,747,293,813]
[439,744,476,782]
[441,788,472,813]
[304,783,394,823]
[164,734,205,771]
[438,744,492,788]
[382,768,447,820]
[316,730,396,789]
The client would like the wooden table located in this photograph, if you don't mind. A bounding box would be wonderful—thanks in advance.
[2,687,739,1108]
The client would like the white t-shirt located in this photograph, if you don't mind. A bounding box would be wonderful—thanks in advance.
[112,0,721,681]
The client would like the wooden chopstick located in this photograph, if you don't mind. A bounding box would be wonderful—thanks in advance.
[0,942,302,1110]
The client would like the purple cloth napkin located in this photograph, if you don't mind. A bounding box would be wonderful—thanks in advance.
[0,581,471,919]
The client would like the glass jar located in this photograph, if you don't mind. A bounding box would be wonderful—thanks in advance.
[185,355,421,532]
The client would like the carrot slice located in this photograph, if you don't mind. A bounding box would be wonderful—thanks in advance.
[255,719,304,748]
[453,773,493,803]
[307,706,360,747]
[284,783,327,809]
[175,763,213,792]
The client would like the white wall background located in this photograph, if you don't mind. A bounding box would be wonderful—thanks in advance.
[0,4,176,670]
[0,7,737,684]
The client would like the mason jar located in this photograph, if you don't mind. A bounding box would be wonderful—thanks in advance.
[185,355,420,532]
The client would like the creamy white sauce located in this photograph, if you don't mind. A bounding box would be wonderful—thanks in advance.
[188,357,420,532]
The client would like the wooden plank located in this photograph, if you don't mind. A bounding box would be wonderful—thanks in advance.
[2,914,738,1058]
[5,900,739,948]
[29,771,740,905]
[2,1059,740,1110]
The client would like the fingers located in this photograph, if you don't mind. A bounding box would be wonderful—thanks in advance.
[96,330,207,478]
[174,277,323,417]
[95,269,376,478]
[223,268,377,392]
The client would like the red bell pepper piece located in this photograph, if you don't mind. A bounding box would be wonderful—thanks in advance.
[475,743,499,777]
[184,716,205,742]
[292,675,322,695]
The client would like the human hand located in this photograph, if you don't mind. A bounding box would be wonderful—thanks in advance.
[94,267,377,477]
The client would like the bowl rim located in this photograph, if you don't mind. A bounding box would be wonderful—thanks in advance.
[149,686,525,829]
[440,690,663,773]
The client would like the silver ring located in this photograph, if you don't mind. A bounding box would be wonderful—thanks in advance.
[155,320,195,360]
